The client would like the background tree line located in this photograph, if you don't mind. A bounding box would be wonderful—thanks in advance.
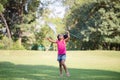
[64,0,120,50]
[0,0,120,50]
[0,0,60,50]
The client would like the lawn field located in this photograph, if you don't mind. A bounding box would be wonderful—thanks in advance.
[0,50,120,80]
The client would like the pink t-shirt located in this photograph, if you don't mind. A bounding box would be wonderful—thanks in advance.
[56,40,66,54]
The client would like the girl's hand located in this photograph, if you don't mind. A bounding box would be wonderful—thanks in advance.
[65,31,70,42]
[46,37,51,40]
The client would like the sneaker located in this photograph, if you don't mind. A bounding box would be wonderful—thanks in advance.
[66,72,70,77]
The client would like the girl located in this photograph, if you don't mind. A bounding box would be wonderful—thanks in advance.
[47,31,70,77]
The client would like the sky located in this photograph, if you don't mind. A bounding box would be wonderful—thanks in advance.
[41,0,66,18]
[35,0,66,33]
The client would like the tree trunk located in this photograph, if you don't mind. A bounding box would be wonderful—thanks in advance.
[0,13,12,40]
[18,37,22,47]
[16,0,25,46]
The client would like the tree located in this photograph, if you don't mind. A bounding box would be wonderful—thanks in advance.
[64,0,120,50]
[0,0,49,49]
[0,0,12,40]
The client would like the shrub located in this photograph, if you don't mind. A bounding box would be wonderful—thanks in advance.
[0,37,25,50]
[9,40,25,50]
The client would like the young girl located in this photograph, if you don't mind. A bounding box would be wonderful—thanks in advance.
[47,31,70,77]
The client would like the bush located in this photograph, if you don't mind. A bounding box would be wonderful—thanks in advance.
[0,37,11,49]
[0,37,25,50]
[31,44,38,50]
[0,42,4,49]
[9,40,25,50]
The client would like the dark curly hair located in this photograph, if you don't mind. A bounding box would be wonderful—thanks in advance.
[57,34,68,40]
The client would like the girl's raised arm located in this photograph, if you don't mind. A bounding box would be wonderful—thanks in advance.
[47,38,56,43]
[65,31,70,42]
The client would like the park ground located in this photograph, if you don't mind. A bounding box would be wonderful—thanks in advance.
[0,50,120,80]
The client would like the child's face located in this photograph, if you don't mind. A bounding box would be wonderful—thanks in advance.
[59,34,64,40]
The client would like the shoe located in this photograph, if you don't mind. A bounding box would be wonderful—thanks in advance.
[66,72,70,77]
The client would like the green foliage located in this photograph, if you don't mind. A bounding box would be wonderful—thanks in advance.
[65,0,120,50]
[0,37,25,50]
[9,40,25,50]
[0,0,61,50]
[31,43,39,50]
[27,0,40,12]
[34,27,48,44]
[34,25,56,50]
[0,3,4,12]
[0,42,4,49]
[0,0,8,12]
[0,36,12,49]
[0,0,8,5]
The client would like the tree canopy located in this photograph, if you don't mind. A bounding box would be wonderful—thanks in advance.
[0,0,120,50]
[65,0,120,50]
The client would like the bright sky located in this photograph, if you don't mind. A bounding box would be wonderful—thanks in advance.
[36,0,66,32]
[41,0,66,18]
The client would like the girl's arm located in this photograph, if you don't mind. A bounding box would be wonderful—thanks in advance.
[47,38,56,43]
[65,31,70,42]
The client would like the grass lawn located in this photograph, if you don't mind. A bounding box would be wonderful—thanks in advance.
[0,50,120,80]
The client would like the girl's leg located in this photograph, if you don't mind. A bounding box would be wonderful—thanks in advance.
[59,62,63,76]
[61,60,70,76]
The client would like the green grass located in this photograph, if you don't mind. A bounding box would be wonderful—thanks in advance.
[0,50,120,80]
